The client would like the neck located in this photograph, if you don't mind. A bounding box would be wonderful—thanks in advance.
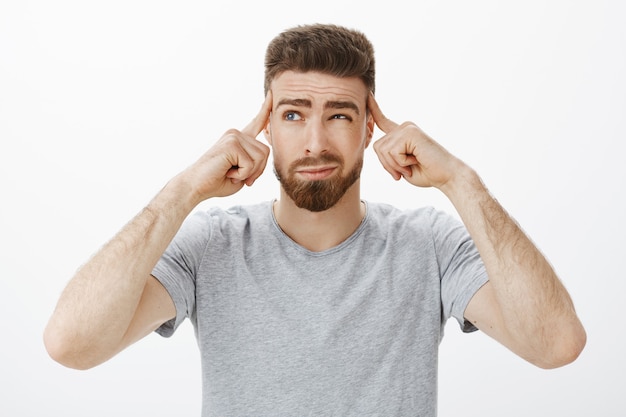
[273,181,366,252]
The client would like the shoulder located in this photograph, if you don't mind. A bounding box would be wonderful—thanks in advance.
[187,201,273,237]
[364,202,465,243]
[365,201,449,228]
[195,201,272,223]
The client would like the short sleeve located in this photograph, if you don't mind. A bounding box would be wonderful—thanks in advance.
[430,209,489,332]
[151,210,212,337]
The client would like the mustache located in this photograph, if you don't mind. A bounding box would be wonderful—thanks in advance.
[289,154,344,171]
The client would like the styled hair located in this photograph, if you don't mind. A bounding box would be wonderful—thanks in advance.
[264,23,375,95]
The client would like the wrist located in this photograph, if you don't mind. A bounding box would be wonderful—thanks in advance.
[439,164,486,205]
[153,173,202,216]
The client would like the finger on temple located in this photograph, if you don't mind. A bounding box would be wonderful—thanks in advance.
[242,90,273,137]
[367,92,398,133]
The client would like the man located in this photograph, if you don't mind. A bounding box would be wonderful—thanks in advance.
[44,24,586,416]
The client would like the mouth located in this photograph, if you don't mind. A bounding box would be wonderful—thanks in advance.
[295,165,338,181]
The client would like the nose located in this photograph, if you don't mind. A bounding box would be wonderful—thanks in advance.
[304,119,330,156]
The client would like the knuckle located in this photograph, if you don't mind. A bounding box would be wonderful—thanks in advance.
[224,128,241,136]
[220,129,242,145]
[402,122,421,134]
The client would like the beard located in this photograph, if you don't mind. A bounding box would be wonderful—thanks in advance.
[274,153,363,212]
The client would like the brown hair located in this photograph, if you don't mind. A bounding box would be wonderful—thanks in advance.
[264,23,375,95]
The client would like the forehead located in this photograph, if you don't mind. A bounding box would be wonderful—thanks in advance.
[270,71,368,107]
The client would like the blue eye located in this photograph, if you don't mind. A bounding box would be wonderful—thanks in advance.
[284,112,302,121]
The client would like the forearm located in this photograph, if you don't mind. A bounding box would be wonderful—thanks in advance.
[367,95,585,366]
[441,165,585,365]
[44,174,197,368]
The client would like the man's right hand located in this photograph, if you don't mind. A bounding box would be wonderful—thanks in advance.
[43,92,273,370]
[180,91,273,203]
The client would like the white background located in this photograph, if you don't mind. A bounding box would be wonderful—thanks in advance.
[1,1,624,415]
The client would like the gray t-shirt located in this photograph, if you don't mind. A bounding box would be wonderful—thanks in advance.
[152,201,488,416]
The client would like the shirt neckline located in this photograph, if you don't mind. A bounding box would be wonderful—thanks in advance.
[268,200,370,257]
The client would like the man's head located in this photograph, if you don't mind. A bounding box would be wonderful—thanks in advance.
[264,23,375,97]
[263,24,376,212]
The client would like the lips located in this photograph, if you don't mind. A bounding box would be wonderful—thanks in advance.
[295,165,337,180]
[288,154,344,181]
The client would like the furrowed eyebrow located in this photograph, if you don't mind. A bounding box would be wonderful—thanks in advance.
[276,98,312,108]
[275,98,360,115]
[324,100,360,115]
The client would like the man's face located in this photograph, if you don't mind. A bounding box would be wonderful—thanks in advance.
[264,71,374,212]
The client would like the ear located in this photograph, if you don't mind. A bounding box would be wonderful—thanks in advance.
[365,111,375,148]
[263,115,272,145]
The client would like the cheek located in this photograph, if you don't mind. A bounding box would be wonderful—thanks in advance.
[270,137,291,159]
[341,126,369,151]
[270,126,304,156]
[268,141,292,172]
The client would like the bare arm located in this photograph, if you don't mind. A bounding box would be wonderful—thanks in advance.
[43,182,193,370]
[44,92,273,369]
[441,167,586,368]
[368,93,586,368]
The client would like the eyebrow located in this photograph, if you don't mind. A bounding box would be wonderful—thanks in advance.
[276,98,360,115]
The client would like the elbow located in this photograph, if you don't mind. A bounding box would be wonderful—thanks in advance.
[43,324,102,371]
[534,320,587,370]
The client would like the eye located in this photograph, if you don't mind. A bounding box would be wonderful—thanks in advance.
[284,111,302,121]
[330,114,352,121]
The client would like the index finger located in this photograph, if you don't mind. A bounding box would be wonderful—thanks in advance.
[367,91,398,134]
[241,90,273,137]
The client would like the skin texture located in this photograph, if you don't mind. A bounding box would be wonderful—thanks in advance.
[265,71,374,251]
[43,92,273,369]
[368,94,586,368]
[44,70,585,371]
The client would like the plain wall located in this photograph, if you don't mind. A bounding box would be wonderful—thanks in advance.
[1,1,624,415]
